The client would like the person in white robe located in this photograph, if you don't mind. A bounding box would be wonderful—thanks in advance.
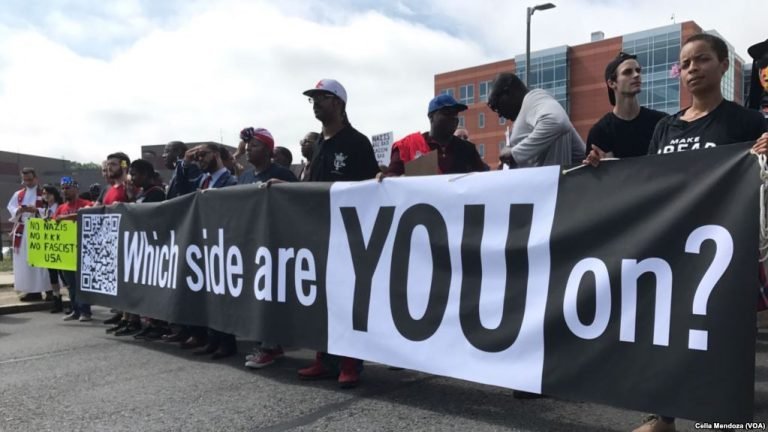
[6,168,50,300]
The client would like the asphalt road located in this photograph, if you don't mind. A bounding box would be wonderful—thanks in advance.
[1,307,766,432]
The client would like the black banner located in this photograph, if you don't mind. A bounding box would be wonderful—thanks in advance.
[79,182,332,351]
[78,142,759,421]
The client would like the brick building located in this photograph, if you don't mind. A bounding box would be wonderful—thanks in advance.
[434,21,746,167]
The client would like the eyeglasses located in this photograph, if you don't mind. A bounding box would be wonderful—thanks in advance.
[307,94,336,104]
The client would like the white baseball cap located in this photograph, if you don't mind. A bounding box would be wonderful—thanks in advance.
[303,79,347,104]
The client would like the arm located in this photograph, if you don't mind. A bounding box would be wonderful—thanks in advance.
[752,133,768,155]
[749,113,768,155]
[465,140,488,172]
[174,155,203,195]
[379,148,405,179]
[7,192,20,222]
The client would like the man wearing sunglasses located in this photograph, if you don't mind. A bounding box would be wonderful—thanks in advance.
[584,52,667,166]
[298,78,378,389]
[302,79,379,182]
[379,94,486,177]
[488,73,584,167]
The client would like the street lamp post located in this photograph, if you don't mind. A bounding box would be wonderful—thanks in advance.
[525,3,556,86]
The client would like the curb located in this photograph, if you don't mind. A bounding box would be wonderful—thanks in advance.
[0,300,71,315]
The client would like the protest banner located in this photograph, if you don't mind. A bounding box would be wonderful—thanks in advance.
[78,143,759,421]
[371,131,394,166]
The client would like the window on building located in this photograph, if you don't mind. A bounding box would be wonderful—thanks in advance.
[623,28,682,114]
[516,50,569,113]
[440,88,455,98]
[478,143,485,158]
[458,115,465,128]
[459,84,474,105]
[478,80,493,102]
[478,112,485,129]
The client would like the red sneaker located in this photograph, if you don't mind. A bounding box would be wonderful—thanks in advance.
[298,352,334,380]
[244,348,284,369]
[338,357,360,389]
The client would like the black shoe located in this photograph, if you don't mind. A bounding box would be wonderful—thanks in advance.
[106,320,128,334]
[114,323,142,337]
[193,343,220,355]
[134,326,166,340]
[162,330,190,343]
[20,293,43,302]
[49,297,63,313]
[145,327,169,340]
[211,346,236,359]
[103,313,123,325]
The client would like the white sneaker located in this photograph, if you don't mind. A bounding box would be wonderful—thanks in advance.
[79,315,92,322]
[62,312,80,321]
[244,348,283,369]
[245,349,260,361]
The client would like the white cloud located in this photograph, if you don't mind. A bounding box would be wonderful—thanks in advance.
[0,0,763,164]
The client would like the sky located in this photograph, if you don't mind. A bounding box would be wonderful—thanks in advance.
[0,0,763,163]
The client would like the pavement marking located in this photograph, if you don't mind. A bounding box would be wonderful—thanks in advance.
[0,347,79,365]
[254,374,438,432]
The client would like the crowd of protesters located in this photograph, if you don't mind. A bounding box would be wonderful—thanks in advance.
[6,33,768,432]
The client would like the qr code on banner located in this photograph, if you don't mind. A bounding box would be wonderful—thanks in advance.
[80,214,122,296]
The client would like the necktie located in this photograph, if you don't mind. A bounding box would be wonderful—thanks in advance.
[200,174,212,190]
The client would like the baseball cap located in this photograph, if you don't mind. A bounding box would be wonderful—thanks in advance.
[303,79,347,103]
[60,176,79,188]
[605,52,638,106]
[240,127,275,151]
[427,94,468,115]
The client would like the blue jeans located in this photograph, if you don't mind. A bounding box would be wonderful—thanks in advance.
[61,271,91,316]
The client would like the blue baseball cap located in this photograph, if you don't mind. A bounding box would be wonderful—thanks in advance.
[428,94,468,115]
[60,176,79,188]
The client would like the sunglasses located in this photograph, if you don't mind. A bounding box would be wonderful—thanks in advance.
[307,94,336,104]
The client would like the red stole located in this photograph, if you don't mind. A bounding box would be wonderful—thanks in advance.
[11,187,44,252]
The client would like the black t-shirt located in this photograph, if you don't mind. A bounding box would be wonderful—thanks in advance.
[648,100,767,155]
[309,125,380,182]
[238,163,298,185]
[587,107,667,157]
